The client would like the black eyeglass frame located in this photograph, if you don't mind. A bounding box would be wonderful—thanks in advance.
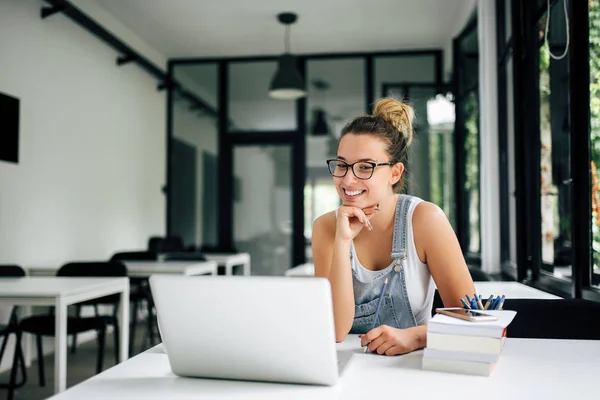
[326,159,395,180]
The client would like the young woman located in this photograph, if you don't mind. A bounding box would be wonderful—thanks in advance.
[312,98,475,356]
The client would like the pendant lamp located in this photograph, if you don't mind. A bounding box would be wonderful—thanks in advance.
[269,12,306,100]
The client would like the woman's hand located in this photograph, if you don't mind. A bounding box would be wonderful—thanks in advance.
[335,204,379,241]
[360,325,425,356]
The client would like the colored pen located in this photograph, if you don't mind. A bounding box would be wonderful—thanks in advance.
[490,296,500,310]
[483,295,494,310]
[497,295,506,310]
[470,298,478,309]
[364,276,389,353]
[460,298,471,309]
[476,293,484,310]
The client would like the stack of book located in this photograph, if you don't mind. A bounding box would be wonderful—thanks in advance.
[422,310,517,376]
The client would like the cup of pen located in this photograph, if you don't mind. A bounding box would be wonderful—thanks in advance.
[462,293,505,310]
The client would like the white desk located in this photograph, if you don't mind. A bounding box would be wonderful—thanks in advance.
[284,264,562,300]
[122,260,217,277]
[27,260,218,278]
[0,277,129,394]
[285,263,314,277]
[474,281,562,300]
[47,335,599,399]
[203,253,251,276]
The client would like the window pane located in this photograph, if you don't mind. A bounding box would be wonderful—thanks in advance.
[374,55,437,99]
[464,91,480,253]
[428,94,456,229]
[539,9,572,279]
[590,0,600,288]
[304,59,363,245]
[228,61,296,132]
[171,63,219,248]
[233,145,292,275]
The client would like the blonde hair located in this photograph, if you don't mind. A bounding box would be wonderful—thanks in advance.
[339,98,415,192]
[372,98,414,147]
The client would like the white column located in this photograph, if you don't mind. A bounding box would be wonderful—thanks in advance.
[477,0,501,274]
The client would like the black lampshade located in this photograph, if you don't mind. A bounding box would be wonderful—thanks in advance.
[269,54,306,100]
[311,108,330,135]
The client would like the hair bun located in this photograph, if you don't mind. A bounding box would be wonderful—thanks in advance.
[372,98,414,146]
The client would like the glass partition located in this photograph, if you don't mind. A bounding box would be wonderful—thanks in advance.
[303,58,365,249]
[228,61,296,132]
[170,63,219,249]
[233,145,292,275]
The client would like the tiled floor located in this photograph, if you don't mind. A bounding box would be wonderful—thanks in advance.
[0,321,157,400]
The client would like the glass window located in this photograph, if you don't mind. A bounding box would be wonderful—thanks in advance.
[171,63,219,248]
[428,94,456,229]
[228,61,296,132]
[590,0,600,287]
[304,59,364,242]
[538,6,572,280]
[506,55,518,268]
[464,91,480,253]
[374,55,437,99]
[233,145,293,275]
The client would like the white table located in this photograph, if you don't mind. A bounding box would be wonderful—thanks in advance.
[284,263,314,277]
[46,334,599,399]
[203,253,251,276]
[284,264,562,300]
[474,281,562,300]
[0,277,129,394]
[27,260,218,278]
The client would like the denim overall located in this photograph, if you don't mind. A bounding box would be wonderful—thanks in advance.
[349,195,418,334]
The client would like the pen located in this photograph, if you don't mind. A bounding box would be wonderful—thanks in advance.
[460,298,471,309]
[470,298,478,309]
[497,295,506,310]
[490,296,501,310]
[476,293,484,310]
[364,276,389,353]
[483,295,494,310]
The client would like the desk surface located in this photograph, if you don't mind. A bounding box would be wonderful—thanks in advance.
[26,261,218,278]
[0,277,128,298]
[474,281,561,299]
[47,335,599,399]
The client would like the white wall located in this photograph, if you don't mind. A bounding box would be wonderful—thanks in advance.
[0,0,167,371]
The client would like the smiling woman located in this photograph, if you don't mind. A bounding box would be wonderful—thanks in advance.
[312,97,475,355]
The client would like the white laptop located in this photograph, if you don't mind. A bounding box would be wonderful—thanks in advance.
[149,275,340,386]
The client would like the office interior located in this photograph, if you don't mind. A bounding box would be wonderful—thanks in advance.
[0,0,599,398]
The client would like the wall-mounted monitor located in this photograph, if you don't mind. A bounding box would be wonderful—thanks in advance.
[0,91,20,164]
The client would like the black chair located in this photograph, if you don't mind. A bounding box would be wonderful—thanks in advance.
[60,262,127,363]
[502,298,600,339]
[109,252,157,356]
[432,289,444,314]
[19,262,125,387]
[147,236,184,253]
[0,265,27,400]
[163,252,206,261]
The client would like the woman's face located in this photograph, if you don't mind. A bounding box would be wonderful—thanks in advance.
[334,133,402,208]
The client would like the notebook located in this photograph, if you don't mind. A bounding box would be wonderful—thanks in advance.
[427,310,517,338]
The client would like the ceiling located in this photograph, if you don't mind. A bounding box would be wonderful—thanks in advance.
[94,0,476,61]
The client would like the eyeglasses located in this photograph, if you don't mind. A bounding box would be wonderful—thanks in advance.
[326,159,394,180]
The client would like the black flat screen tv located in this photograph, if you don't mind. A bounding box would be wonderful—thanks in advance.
[0,91,20,164]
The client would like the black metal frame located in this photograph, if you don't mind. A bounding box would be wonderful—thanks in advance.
[506,0,599,300]
[452,16,482,264]
[40,0,215,121]
[169,50,442,268]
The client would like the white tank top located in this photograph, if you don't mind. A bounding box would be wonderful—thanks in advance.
[343,198,435,325]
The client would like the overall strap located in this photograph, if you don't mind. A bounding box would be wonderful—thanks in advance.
[390,195,414,270]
